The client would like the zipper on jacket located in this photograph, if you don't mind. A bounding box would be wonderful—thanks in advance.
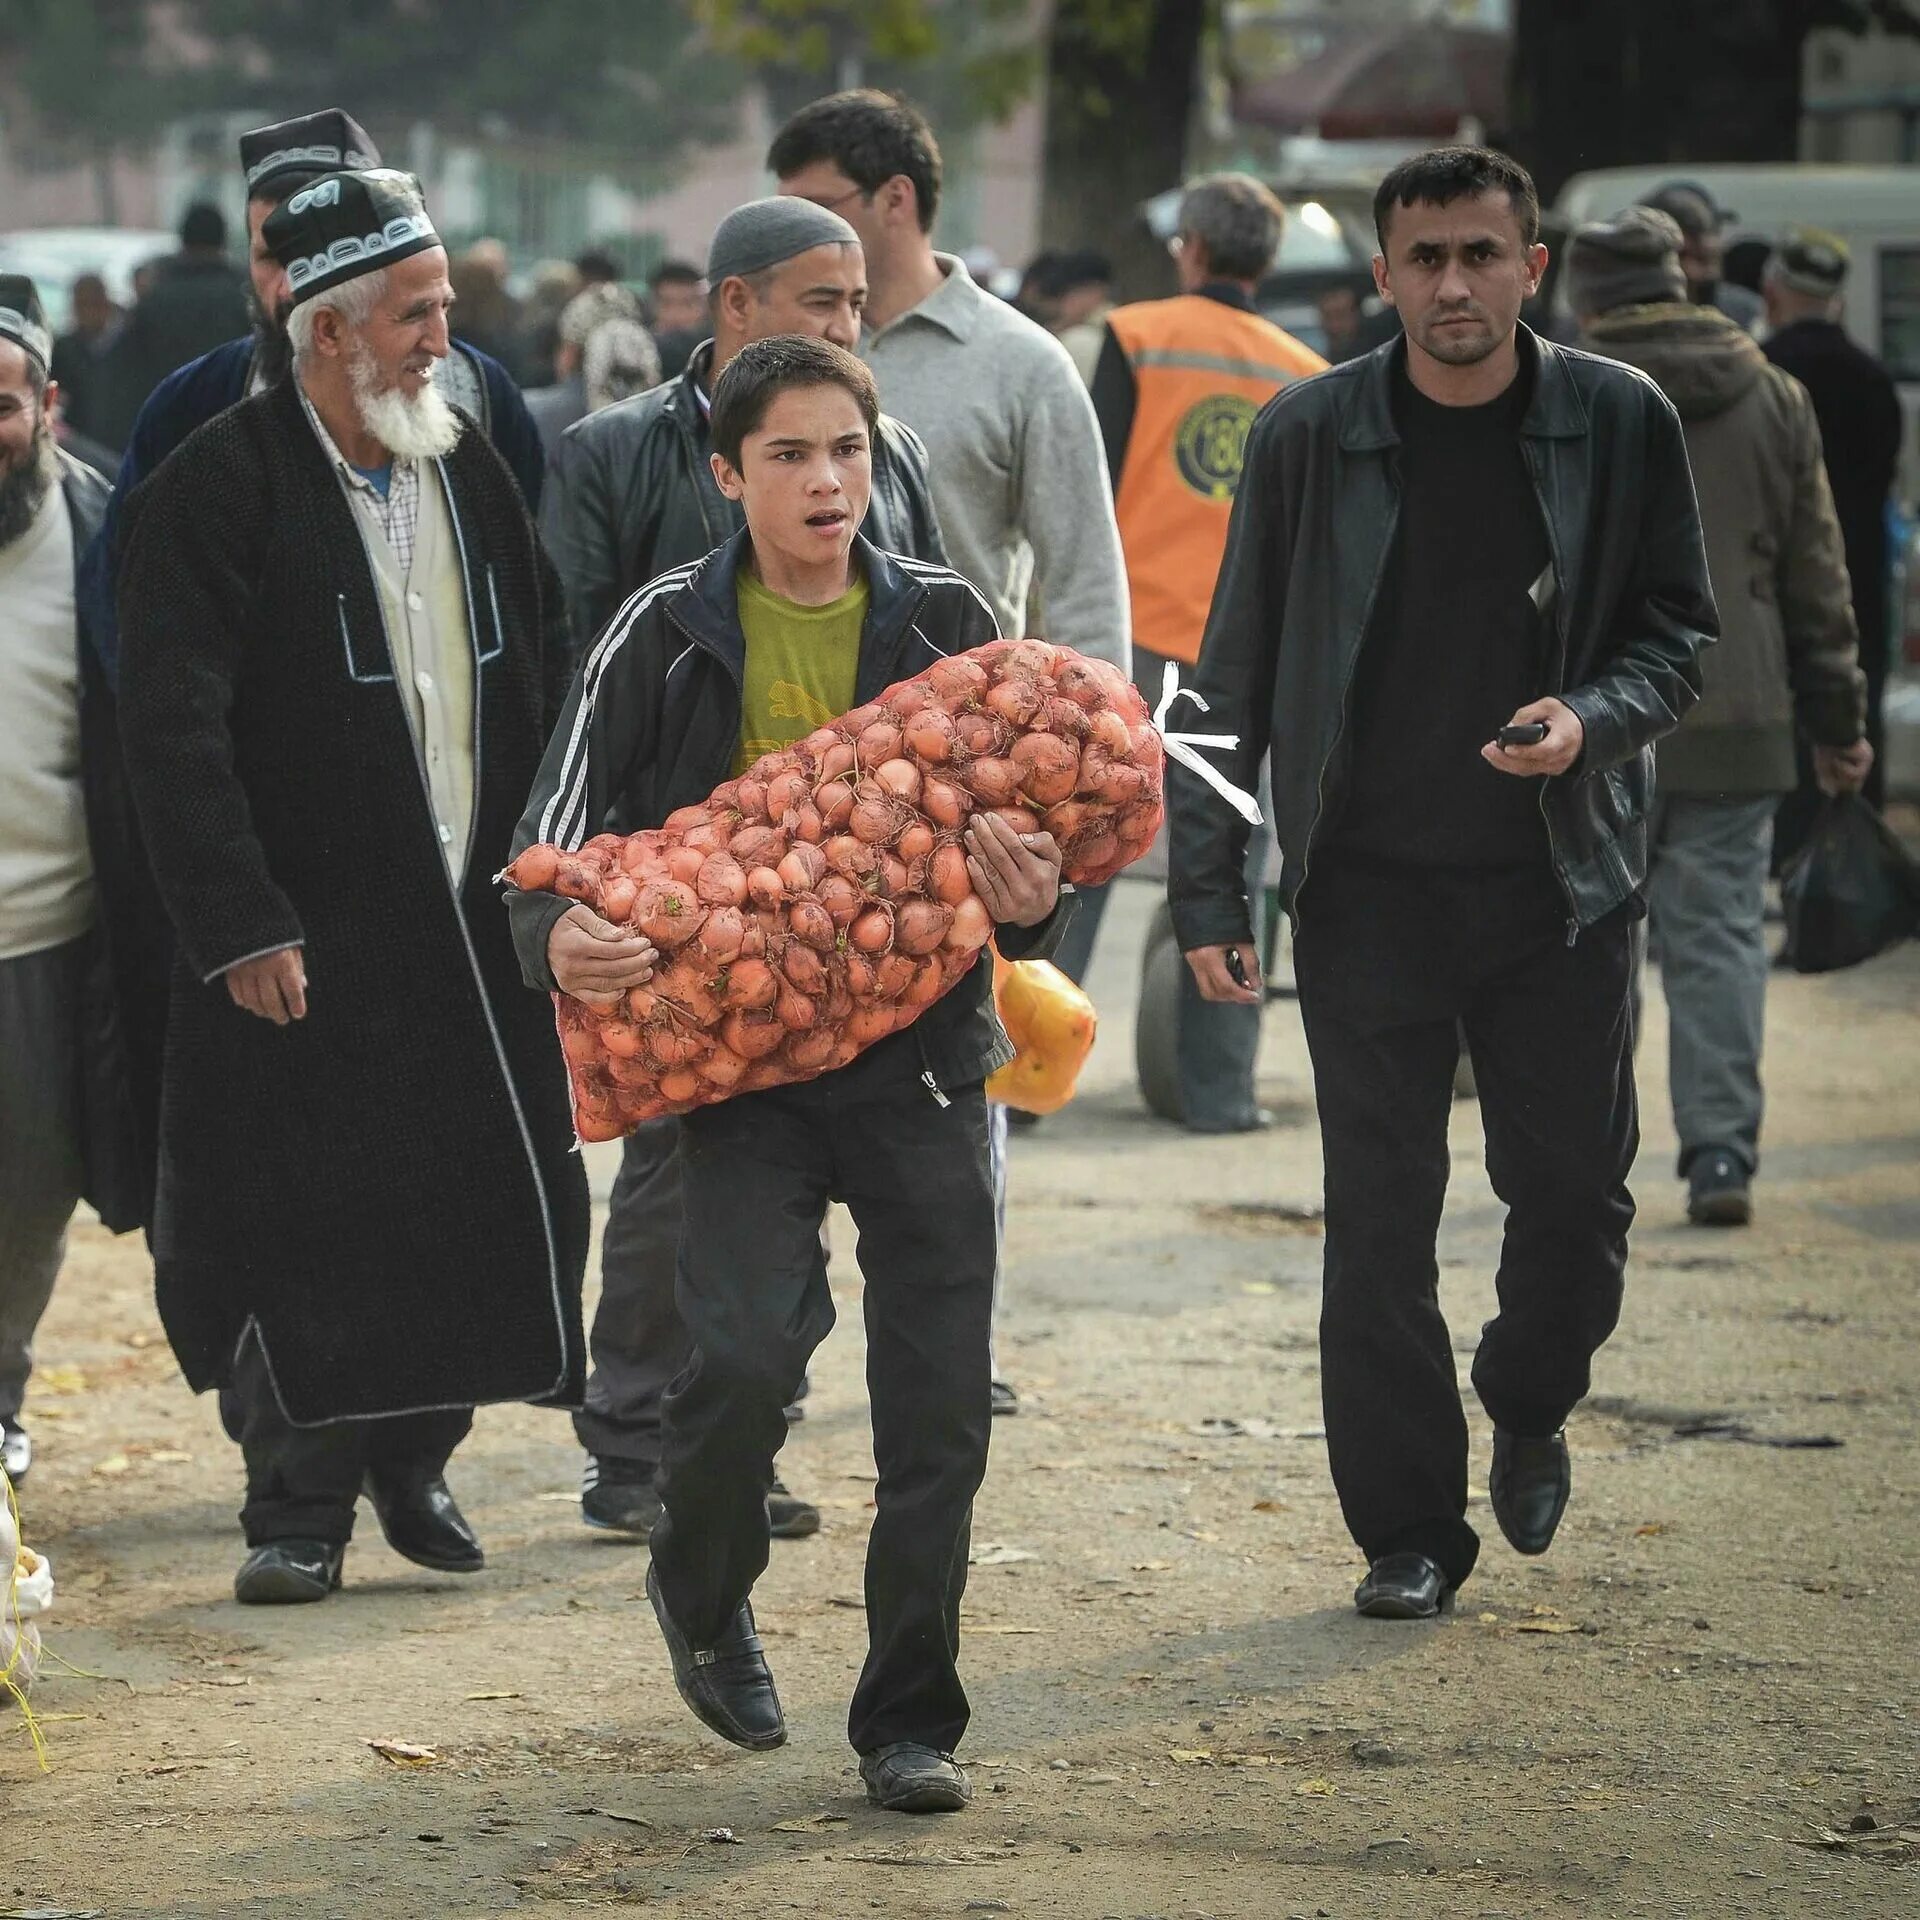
[1291,486,1401,929]
[920,1068,951,1110]
[1519,439,1582,945]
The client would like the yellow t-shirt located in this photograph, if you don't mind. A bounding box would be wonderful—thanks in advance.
[734,566,869,774]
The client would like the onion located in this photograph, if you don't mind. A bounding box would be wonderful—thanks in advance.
[872,951,916,999]
[1099,760,1148,807]
[818,740,856,784]
[1091,707,1133,757]
[845,1004,897,1046]
[850,905,894,953]
[695,854,749,908]
[897,820,935,863]
[721,1007,785,1058]
[875,758,922,804]
[506,844,560,891]
[921,776,968,830]
[801,726,839,759]
[699,1048,749,1089]
[697,904,747,962]
[877,852,910,897]
[720,957,778,1010]
[1042,800,1095,846]
[784,1027,838,1073]
[600,874,638,924]
[928,656,990,707]
[1042,694,1090,740]
[788,898,836,951]
[902,958,947,1006]
[656,1068,703,1105]
[817,874,862,926]
[824,835,880,881]
[895,898,952,956]
[945,895,993,953]
[844,953,878,998]
[780,940,828,995]
[850,795,901,846]
[554,858,598,902]
[1071,828,1119,879]
[729,823,786,868]
[790,801,825,843]
[634,880,707,947]
[777,844,826,893]
[857,719,904,766]
[624,985,659,1022]
[985,805,1041,837]
[747,865,786,911]
[953,711,1004,758]
[815,779,855,829]
[1012,733,1078,806]
[775,983,818,1032]
[766,768,811,817]
[987,677,1043,728]
[904,709,955,763]
[930,842,972,906]
[680,823,725,858]
[663,804,710,834]
[1003,637,1057,679]
[963,756,1019,806]
[736,777,769,821]
[667,846,706,884]
[561,1023,601,1069]
[889,680,937,717]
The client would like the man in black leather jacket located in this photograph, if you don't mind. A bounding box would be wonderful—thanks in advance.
[537,198,947,1546]
[541,196,944,654]
[1169,148,1714,1623]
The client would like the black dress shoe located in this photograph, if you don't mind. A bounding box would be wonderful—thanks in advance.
[1354,1551,1451,1620]
[860,1741,972,1812]
[364,1473,484,1573]
[646,1563,786,1750]
[582,1455,663,1538]
[235,1539,344,1605]
[1490,1428,1571,1556]
[1687,1148,1753,1226]
[767,1476,820,1540]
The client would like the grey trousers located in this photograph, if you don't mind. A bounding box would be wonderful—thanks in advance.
[0,934,87,1426]
[1638,793,1776,1175]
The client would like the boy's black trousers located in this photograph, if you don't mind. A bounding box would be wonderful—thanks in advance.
[1291,856,1639,1590]
[648,1033,997,1756]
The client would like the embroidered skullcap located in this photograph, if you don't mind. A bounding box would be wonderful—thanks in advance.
[264,169,442,307]
[239,108,381,198]
[1771,226,1850,298]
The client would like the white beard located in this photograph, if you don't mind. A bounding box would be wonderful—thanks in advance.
[349,342,463,460]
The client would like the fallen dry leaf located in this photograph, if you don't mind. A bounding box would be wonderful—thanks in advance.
[1168,1748,1213,1763]
[366,1737,439,1766]
[968,1625,1044,1635]
[772,1813,850,1833]
[1635,1523,1667,1537]
[1513,1619,1587,1635]
[969,1542,1039,1567]
[1132,1560,1173,1572]
[465,1691,520,1701]
[90,1454,131,1477]
[1295,1778,1336,1796]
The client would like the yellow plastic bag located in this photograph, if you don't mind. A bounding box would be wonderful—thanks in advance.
[987,957,1097,1115]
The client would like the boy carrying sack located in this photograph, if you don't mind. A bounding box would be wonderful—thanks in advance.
[507,335,1071,1812]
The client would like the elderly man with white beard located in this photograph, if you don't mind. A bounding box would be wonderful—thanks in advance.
[115,170,589,1606]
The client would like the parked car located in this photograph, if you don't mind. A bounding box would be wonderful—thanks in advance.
[0,227,177,333]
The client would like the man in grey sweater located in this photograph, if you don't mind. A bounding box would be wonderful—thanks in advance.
[771,90,1130,1413]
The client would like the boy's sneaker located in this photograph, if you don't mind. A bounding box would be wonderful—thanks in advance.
[989,1380,1019,1417]
[767,1477,820,1539]
[582,1455,663,1538]
[2,1421,30,1484]
[860,1742,972,1813]
[1687,1149,1752,1226]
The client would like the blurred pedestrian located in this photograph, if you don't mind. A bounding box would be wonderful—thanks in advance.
[648,258,710,380]
[1571,210,1870,1227]
[1039,250,1114,385]
[770,87,1129,1418]
[521,259,585,385]
[0,281,145,1488]
[1070,174,1326,1132]
[450,238,531,383]
[102,203,250,443]
[1762,228,1904,835]
[113,170,588,1607]
[524,282,660,461]
[538,197,943,1544]
[1639,182,1764,333]
[1170,148,1713,1621]
[48,273,122,445]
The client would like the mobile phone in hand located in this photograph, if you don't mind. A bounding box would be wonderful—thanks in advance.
[1225,947,1251,990]
[1497,721,1550,749]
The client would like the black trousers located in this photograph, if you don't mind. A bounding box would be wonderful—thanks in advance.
[231,1330,473,1548]
[1292,858,1638,1589]
[648,1038,996,1756]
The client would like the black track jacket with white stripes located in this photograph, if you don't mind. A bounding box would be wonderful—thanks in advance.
[506,528,1073,1093]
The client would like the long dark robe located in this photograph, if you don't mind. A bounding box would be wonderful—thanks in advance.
[115,379,587,1424]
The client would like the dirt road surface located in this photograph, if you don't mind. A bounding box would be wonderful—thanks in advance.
[6,879,1917,1918]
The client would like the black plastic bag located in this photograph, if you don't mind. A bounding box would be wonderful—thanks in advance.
[1779,794,1920,973]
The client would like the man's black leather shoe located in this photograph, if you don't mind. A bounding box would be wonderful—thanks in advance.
[364,1473,484,1573]
[1490,1428,1571,1556]
[1354,1551,1450,1619]
[767,1476,820,1539]
[860,1742,972,1812]
[646,1563,786,1751]
[234,1539,344,1604]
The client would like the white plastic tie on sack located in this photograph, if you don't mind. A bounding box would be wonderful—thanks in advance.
[1154,663,1263,826]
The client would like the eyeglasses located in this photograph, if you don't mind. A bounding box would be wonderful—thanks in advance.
[804,185,872,214]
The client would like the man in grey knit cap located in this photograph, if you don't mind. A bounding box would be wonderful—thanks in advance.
[1570,207,1869,1227]
[539,196,946,1543]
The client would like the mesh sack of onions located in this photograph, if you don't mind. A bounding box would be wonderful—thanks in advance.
[504,639,1164,1140]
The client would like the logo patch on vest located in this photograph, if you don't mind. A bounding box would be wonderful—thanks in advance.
[1173,394,1258,500]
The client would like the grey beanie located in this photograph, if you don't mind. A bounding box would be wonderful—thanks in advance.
[1566,207,1689,317]
[707,196,859,285]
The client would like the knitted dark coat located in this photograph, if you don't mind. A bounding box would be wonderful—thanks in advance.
[115,378,589,1424]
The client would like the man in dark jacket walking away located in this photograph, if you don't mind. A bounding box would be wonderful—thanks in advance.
[1762,228,1904,836]
[115,172,588,1607]
[538,196,945,1546]
[1571,211,1870,1226]
[1168,148,1714,1622]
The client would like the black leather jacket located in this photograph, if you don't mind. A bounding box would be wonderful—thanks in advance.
[540,339,947,654]
[1168,328,1716,948]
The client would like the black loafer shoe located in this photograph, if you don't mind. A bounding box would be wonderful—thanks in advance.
[582,1456,663,1539]
[1490,1428,1571,1556]
[364,1472,484,1573]
[646,1562,786,1751]
[1687,1149,1752,1226]
[1354,1551,1450,1619]
[860,1742,972,1812]
[767,1476,821,1540]
[235,1538,344,1605]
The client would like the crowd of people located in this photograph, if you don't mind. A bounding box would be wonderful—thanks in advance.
[0,81,1901,1817]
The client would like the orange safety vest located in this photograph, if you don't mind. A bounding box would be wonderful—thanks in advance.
[1108,295,1327,665]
